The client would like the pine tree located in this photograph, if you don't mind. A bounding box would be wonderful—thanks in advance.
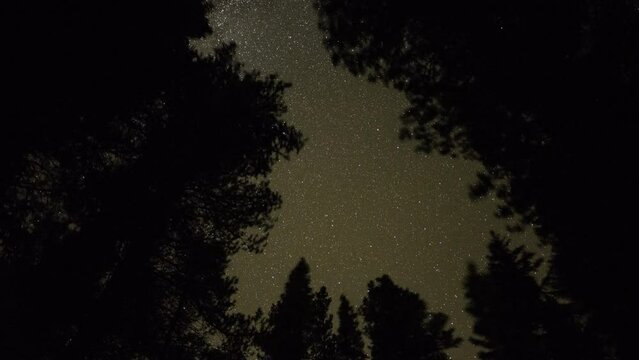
[464,233,546,360]
[336,295,366,360]
[309,287,338,360]
[361,275,460,360]
[465,232,610,360]
[258,258,336,360]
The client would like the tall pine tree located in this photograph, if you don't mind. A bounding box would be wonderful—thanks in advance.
[361,275,460,360]
[464,233,546,360]
[465,232,610,360]
[336,295,366,360]
[258,258,336,360]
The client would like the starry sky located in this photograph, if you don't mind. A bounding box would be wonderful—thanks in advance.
[196,0,538,358]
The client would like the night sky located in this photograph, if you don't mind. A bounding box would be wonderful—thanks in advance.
[196,1,538,358]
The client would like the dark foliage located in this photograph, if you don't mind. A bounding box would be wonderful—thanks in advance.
[465,232,608,360]
[336,295,366,360]
[361,275,461,360]
[1,1,302,358]
[257,258,336,360]
[314,1,637,357]
[465,234,545,360]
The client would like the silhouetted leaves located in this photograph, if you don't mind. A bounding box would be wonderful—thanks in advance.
[1,2,302,358]
[314,1,638,357]
[465,233,546,360]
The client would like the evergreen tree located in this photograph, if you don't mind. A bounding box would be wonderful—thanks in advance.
[1,2,303,358]
[258,258,336,360]
[314,2,638,356]
[336,295,366,360]
[466,233,611,360]
[309,287,338,360]
[464,233,546,360]
[361,275,461,360]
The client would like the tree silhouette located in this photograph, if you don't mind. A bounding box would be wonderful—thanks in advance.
[361,275,460,360]
[465,232,610,360]
[258,258,336,360]
[465,233,546,360]
[336,295,366,360]
[1,2,302,358]
[314,1,638,357]
[309,287,338,360]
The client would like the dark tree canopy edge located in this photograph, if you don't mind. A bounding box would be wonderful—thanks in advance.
[315,1,638,358]
[2,1,302,358]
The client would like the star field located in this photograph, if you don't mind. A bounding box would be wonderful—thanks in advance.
[195,1,538,358]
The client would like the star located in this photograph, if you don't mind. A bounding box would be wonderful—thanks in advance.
[195,1,537,358]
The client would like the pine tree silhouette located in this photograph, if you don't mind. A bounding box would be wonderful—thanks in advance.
[465,232,610,360]
[310,287,338,360]
[1,2,302,358]
[361,275,460,360]
[336,295,366,360]
[258,258,336,360]
[465,233,546,360]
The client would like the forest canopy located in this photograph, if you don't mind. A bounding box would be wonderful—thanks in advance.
[2,1,301,358]
[2,0,636,359]
[314,0,638,358]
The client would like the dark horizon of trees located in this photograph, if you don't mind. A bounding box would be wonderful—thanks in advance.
[314,0,637,358]
[3,0,469,356]
[256,258,460,360]
[5,1,635,359]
